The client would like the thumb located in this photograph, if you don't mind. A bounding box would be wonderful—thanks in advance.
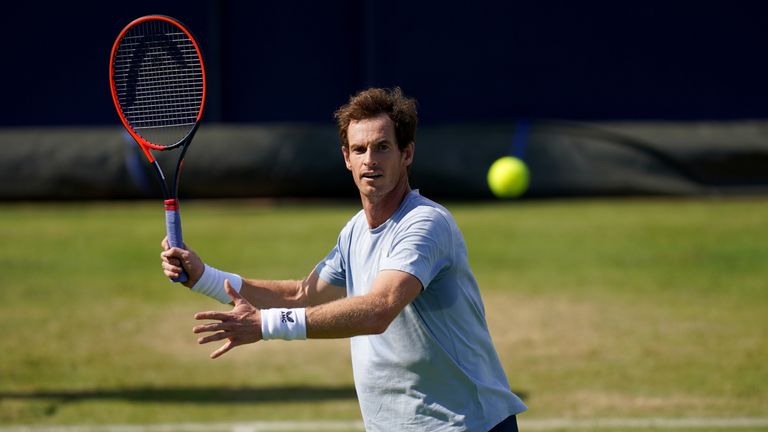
[224,279,244,303]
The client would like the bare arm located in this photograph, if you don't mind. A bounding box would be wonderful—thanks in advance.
[160,237,345,308]
[238,269,346,308]
[193,269,422,358]
[306,269,422,338]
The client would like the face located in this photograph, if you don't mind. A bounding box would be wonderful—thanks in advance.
[342,114,413,202]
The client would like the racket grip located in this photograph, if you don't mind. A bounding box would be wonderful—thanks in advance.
[164,199,189,283]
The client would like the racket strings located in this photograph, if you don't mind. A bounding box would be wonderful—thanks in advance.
[112,20,204,147]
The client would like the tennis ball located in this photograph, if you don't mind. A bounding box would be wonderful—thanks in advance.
[487,156,529,198]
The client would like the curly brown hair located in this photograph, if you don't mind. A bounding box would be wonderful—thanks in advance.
[334,87,418,150]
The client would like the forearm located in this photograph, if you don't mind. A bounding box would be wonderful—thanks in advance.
[300,270,421,339]
[240,270,344,309]
[305,294,393,339]
[239,278,305,308]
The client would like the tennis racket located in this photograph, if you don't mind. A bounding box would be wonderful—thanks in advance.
[109,15,206,283]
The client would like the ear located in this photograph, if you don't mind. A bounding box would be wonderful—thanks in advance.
[402,141,415,167]
[341,146,352,171]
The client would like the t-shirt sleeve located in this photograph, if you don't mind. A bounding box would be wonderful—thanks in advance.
[379,209,453,290]
[315,215,351,291]
[315,243,346,287]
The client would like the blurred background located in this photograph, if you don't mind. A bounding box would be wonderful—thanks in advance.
[2,0,768,200]
[2,2,767,429]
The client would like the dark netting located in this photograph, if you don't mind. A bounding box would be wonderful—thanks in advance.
[1,121,767,200]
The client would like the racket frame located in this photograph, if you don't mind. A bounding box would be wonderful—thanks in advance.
[109,15,207,283]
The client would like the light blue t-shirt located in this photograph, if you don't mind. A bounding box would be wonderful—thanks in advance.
[317,190,527,431]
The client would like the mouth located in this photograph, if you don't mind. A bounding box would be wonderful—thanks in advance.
[361,172,383,181]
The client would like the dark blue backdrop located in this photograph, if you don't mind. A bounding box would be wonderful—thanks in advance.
[4,1,767,126]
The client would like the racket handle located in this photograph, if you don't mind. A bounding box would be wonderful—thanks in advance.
[164,199,189,283]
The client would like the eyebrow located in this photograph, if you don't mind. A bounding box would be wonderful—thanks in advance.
[350,139,390,149]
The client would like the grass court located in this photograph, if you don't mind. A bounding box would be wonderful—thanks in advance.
[0,197,766,430]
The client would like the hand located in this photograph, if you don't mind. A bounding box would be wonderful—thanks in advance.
[193,280,263,359]
[160,237,204,288]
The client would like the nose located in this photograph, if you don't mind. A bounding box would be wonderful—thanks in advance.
[363,147,378,167]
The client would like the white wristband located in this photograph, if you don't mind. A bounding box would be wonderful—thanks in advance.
[190,264,243,304]
[260,308,307,341]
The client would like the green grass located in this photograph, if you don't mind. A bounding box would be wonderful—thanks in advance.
[0,197,766,429]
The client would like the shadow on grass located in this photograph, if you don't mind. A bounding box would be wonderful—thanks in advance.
[0,385,358,404]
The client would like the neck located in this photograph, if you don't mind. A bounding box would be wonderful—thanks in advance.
[361,177,411,229]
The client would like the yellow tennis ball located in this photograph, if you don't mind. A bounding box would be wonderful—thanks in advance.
[487,156,529,198]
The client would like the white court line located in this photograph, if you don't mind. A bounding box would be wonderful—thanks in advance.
[0,422,363,432]
[2,418,768,431]
[522,417,768,430]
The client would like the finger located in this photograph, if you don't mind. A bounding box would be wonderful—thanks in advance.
[166,256,182,266]
[161,250,182,266]
[210,340,235,359]
[162,246,186,259]
[161,236,169,250]
[194,311,234,321]
[162,260,182,272]
[161,261,182,278]
[160,251,176,265]
[224,280,244,303]
[198,331,231,344]
[193,322,233,334]
[161,259,181,271]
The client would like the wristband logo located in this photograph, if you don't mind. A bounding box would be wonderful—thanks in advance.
[281,310,294,324]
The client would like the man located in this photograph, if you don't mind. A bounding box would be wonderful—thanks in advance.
[161,87,527,431]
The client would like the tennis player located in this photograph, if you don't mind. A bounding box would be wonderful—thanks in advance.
[161,87,527,431]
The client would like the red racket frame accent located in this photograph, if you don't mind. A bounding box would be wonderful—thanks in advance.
[109,15,207,163]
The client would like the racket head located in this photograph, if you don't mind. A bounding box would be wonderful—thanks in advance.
[110,15,206,157]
